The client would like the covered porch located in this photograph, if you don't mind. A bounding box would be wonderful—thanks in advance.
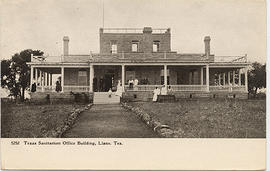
[30,63,248,93]
[121,64,248,93]
[30,65,91,93]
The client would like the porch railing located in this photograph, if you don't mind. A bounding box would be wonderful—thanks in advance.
[36,86,90,92]
[169,85,207,91]
[124,85,163,91]
[63,86,90,92]
[124,85,207,91]
[209,85,246,92]
[36,86,55,92]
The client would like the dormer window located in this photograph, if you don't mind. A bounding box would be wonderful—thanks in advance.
[111,40,117,54]
[132,40,139,52]
[153,41,160,52]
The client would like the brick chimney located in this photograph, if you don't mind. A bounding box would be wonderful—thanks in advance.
[63,36,69,56]
[143,27,153,53]
[204,36,211,58]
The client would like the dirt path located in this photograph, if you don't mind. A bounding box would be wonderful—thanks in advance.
[63,104,159,138]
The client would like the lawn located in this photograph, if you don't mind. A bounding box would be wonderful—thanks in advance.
[129,99,266,138]
[1,101,85,138]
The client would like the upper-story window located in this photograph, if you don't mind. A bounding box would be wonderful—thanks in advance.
[153,41,160,52]
[132,40,139,52]
[111,40,117,54]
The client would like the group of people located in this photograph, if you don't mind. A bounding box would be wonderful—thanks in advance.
[108,80,124,98]
[152,85,172,102]
[128,78,139,90]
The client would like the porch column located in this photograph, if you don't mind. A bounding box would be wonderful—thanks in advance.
[206,65,209,91]
[122,64,125,92]
[232,70,235,85]
[218,74,221,85]
[41,71,44,92]
[50,73,53,88]
[30,66,34,87]
[89,64,94,92]
[238,69,241,86]
[61,67,64,92]
[228,71,230,84]
[44,72,47,87]
[223,73,226,85]
[245,68,248,92]
[35,68,38,83]
[48,73,51,89]
[200,67,204,85]
[164,65,168,89]
[39,70,42,86]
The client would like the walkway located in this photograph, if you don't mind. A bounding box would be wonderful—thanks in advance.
[63,104,159,138]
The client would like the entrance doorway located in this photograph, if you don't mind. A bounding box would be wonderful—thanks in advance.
[94,66,120,92]
[104,73,114,91]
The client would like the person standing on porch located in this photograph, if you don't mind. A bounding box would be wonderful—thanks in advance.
[115,80,123,97]
[128,79,134,90]
[31,82,36,92]
[153,86,160,102]
[55,81,61,92]
[160,85,167,95]
[134,78,138,90]
[167,85,173,95]
[99,77,104,92]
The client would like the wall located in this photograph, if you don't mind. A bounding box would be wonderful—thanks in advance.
[122,91,248,102]
[100,32,171,53]
[125,66,163,85]
[123,66,204,85]
[30,92,94,104]
[64,68,90,86]
[169,66,202,85]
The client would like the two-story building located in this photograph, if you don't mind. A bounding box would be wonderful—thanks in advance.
[28,27,250,103]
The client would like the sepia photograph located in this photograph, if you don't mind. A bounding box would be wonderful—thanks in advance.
[0,0,267,170]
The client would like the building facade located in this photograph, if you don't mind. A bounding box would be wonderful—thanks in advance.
[28,27,250,101]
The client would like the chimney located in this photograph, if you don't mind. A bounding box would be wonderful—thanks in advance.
[204,36,211,58]
[63,36,69,56]
[142,27,153,53]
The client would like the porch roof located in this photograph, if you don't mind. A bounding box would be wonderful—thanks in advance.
[27,53,249,67]
[59,52,213,63]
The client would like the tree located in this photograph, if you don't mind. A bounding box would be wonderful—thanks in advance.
[248,62,266,96]
[1,49,44,100]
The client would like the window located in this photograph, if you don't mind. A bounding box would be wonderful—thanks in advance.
[111,40,117,54]
[153,41,160,52]
[132,41,138,52]
[78,71,87,76]
[111,44,117,54]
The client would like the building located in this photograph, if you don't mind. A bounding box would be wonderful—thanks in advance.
[27,27,250,102]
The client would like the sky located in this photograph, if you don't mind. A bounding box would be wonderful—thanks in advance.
[0,0,266,63]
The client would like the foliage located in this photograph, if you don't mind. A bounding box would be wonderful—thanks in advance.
[248,62,266,95]
[1,49,43,100]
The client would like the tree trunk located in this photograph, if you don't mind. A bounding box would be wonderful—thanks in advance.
[21,87,25,101]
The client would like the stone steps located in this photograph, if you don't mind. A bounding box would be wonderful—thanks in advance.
[93,92,120,104]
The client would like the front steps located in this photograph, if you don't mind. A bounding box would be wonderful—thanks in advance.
[93,92,120,104]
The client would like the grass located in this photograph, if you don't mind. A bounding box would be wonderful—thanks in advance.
[129,99,266,138]
[1,101,84,138]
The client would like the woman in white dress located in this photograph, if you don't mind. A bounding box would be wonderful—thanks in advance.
[152,86,160,102]
[115,80,123,97]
